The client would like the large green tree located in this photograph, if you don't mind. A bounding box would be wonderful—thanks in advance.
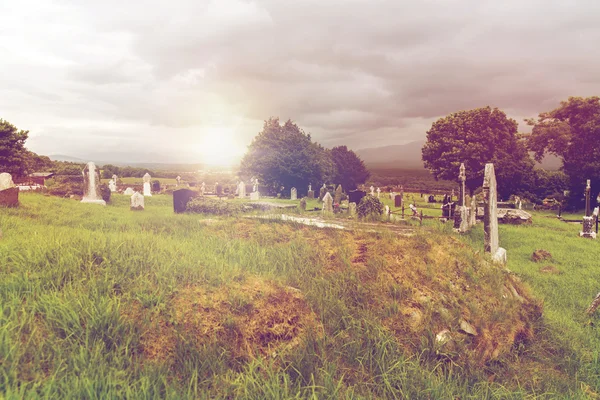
[240,118,333,195]
[330,145,370,190]
[0,119,31,176]
[526,96,600,208]
[422,107,535,199]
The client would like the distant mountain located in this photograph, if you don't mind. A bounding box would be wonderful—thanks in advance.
[49,154,86,163]
[357,140,562,171]
[356,140,426,168]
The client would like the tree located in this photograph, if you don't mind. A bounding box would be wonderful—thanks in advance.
[330,146,370,190]
[421,107,534,199]
[526,96,600,209]
[0,119,31,176]
[240,118,333,195]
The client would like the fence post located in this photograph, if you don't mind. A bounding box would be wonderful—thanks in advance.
[558,205,562,218]
[420,210,423,226]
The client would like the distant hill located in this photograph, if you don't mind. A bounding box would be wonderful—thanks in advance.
[357,140,562,171]
[49,154,86,163]
[356,140,425,168]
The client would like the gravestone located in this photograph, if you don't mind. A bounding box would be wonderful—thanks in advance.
[580,179,596,239]
[176,176,181,186]
[81,162,106,205]
[384,205,390,220]
[152,180,160,193]
[216,183,223,196]
[469,195,477,226]
[319,184,327,201]
[322,192,333,214]
[200,182,206,195]
[123,187,134,195]
[143,173,152,197]
[112,174,118,183]
[238,181,246,199]
[370,186,375,196]
[250,191,260,201]
[173,188,197,213]
[334,185,342,204]
[394,194,402,208]
[428,195,435,203]
[349,202,357,217]
[299,197,306,211]
[454,163,469,233]
[108,179,117,192]
[376,187,381,198]
[483,163,506,263]
[348,190,366,205]
[130,192,145,211]
[291,187,297,200]
[0,173,18,207]
[307,190,314,199]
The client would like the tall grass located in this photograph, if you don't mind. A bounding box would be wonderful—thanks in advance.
[0,192,596,398]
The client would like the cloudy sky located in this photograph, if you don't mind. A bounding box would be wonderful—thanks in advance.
[1,0,599,165]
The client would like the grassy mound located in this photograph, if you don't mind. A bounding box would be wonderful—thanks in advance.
[0,193,561,398]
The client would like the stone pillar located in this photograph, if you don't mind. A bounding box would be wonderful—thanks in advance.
[334,185,342,204]
[454,163,468,232]
[483,164,506,263]
[469,195,477,227]
[580,179,597,239]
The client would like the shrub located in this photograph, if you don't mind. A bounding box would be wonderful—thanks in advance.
[99,183,111,203]
[357,195,384,219]
[186,197,245,216]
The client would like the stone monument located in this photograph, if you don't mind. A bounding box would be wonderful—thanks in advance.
[130,192,145,210]
[483,163,506,263]
[143,173,152,197]
[291,187,297,200]
[453,163,469,233]
[319,184,327,201]
[349,202,357,217]
[124,187,134,195]
[307,184,314,199]
[0,173,19,207]
[108,179,117,192]
[322,192,333,214]
[580,179,596,239]
[238,181,246,199]
[299,197,306,211]
[334,185,342,204]
[200,182,206,195]
[176,176,181,186]
[81,162,106,205]
[376,187,381,198]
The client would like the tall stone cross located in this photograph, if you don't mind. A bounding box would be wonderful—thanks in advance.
[458,163,466,207]
[585,179,591,217]
[483,163,500,256]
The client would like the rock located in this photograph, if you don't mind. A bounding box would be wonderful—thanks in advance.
[497,209,532,225]
[0,187,19,207]
[0,173,16,191]
[531,249,552,262]
[435,329,452,345]
[492,247,507,265]
[459,319,478,336]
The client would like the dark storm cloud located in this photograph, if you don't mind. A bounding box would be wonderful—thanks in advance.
[2,0,600,160]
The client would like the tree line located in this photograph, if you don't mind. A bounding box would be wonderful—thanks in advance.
[422,96,599,208]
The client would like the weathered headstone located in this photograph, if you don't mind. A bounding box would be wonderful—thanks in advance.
[334,185,342,204]
[322,192,333,214]
[250,191,260,201]
[200,182,206,195]
[143,173,152,197]
[349,202,357,217]
[112,174,118,183]
[370,186,374,196]
[483,163,506,263]
[238,181,246,199]
[108,179,117,192]
[454,163,469,232]
[0,173,18,207]
[384,205,390,220]
[307,189,314,199]
[580,179,597,239]
[173,188,197,213]
[394,194,402,208]
[176,176,181,186]
[291,187,297,200]
[123,187,134,195]
[348,190,366,205]
[469,195,477,226]
[376,187,381,198]
[130,192,145,210]
[299,197,307,211]
[81,162,106,205]
[319,184,327,201]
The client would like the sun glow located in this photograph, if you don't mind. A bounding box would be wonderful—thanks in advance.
[198,126,246,166]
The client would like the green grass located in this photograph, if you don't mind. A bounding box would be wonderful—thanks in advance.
[1,192,599,398]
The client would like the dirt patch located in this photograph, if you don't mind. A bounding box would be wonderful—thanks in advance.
[124,276,321,365]
[539,265,561,274]
[531,249,552,262]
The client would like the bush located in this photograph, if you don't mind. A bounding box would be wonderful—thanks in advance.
[186,198,245,216]
[99,183,111,203]
[357,195,384,219]
[45,175,84,198]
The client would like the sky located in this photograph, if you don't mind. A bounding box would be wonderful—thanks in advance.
[1,0,599,165]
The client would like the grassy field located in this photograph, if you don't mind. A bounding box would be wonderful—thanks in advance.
[1,192,599,398]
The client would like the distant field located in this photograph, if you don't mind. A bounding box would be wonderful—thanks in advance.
[368,168,458,192]
[1,193,599,398]
[101,177,179,185]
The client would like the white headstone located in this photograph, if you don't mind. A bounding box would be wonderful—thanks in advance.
[143,182,152,197]
[322,192,333,214]
[370,186,375,195]
[238,181,246,198]
[250,191,260,201]
[201,182,206,195]
[0,173,15,191]
[81,162,106,205]
[143,173,151,183]
[291,187,297,200]
[349,202,357,217]
[108,179,117,192]
[124,187,134,195]
[376,187,381,198]
[483,163,505,261]
[130,192,145,210]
